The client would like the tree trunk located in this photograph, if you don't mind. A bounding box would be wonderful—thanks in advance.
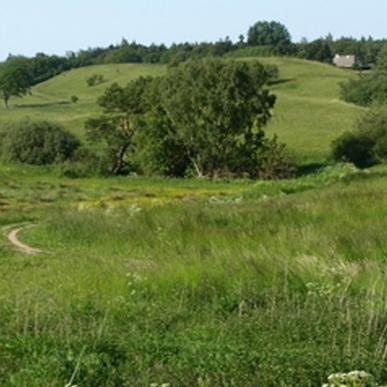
[3,97,9,109]
[184,145,204,178]
[191,159,204,178]
[111,144,129,176]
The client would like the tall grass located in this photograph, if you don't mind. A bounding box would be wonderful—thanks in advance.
[0,165,386,385]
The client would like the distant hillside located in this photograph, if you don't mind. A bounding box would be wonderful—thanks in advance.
[0,64,165,140]
[257,57,364,162]
[0,58,364,163]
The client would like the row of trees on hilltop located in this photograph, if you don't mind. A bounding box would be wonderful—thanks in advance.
[1,20,387,104]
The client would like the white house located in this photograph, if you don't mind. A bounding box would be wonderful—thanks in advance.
[333,54,356,68]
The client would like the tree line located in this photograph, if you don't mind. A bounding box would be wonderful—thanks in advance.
[1,20,387,107]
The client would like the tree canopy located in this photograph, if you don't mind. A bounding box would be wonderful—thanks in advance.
[1,21,387,89]
[0,58,33,107]
[247,21,291,47]
[85,78,152,175]
[160,59,277,177]
[85,58,294,178]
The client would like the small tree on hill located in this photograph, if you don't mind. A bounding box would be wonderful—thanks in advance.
[0,60,33,108]
[86,74,105,87]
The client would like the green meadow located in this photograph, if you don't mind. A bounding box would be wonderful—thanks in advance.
[0,162,387,386]
[0,57,386,386]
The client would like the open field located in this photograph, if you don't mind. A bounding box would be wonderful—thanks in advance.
[0,58,363,163]
[0,163,387,385]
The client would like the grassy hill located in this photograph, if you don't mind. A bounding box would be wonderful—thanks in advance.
[0,64,165,140]
[0,58,363,163]
[258,58,364,162]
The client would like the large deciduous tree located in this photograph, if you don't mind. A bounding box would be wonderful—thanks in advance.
[160,59,277,177]
[87,59,291,178]
[247,21,291,47]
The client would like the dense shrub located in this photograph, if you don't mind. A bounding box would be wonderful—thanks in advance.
[60,147,111,177]
[332,132,375,167]
[86,74,105,87]
[257,136,297,179]
[340,73,387,107]
[331,106,387,166]
[340,48,387,107]
[264,64,280,84]
[0,120,80,165]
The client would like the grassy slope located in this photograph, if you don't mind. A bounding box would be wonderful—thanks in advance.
[0,64,165,140]
[257,58,364,163]
[0,58,362,162]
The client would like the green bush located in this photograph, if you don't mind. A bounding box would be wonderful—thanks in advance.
[70,95,79,103]
[86,74,105,87]
[264,64,279,84]
[257,136,297,179]
[0,119,80,165]
[60,147,111,177]
[332,132,375,167]
[340,48,387,107]
[332,106,387,167]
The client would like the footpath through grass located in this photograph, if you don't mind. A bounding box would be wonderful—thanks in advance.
[0,163,386,386]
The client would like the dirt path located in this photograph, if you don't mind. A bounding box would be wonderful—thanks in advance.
[5,224,43,255]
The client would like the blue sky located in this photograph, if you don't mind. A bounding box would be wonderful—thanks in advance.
[1,0,386,60]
